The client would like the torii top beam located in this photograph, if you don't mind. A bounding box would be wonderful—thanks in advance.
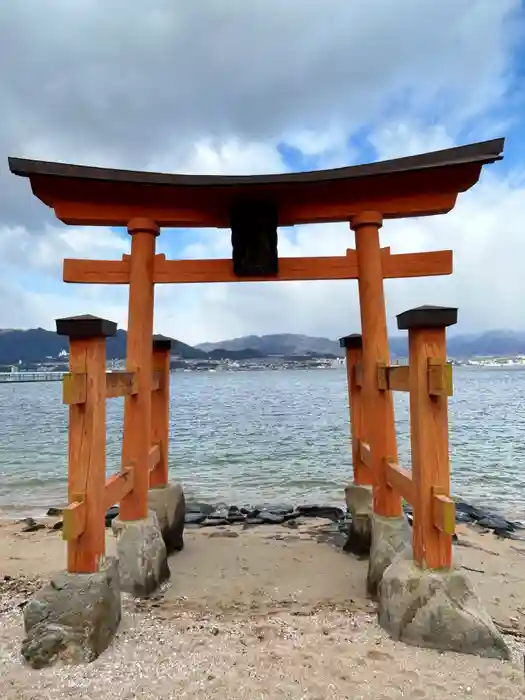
[8,139,504,229]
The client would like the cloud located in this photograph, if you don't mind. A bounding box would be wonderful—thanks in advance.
[0,1,523,343]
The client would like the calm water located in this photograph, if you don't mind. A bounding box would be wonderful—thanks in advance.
[0,367,524,519]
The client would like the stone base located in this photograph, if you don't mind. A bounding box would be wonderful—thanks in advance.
[148,482,186,554]
[343,484,373,556]
[378,557,510,660]
[112,513,169,597]
[367,513,412,598]
[21,557,121,669]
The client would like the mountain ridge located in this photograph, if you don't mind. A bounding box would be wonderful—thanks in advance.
[0,328,206,365]
[1,327,525,365]
[197,330,525,359]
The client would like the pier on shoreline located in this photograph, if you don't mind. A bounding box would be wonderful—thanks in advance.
[0,371,66,383]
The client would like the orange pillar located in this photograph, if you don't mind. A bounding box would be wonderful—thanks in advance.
[339,334,371,486]
[119,218,159,521]
[150,335,172,488]
[351,212,402,518]
[398,305,457,569]
[56,314,117,573]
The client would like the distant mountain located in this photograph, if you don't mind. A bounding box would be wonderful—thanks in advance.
[196,333,344,357]
[2,327,525,366]
[447,330,525,358]
[196,330,525,360]
[0,328,205,365]
[388,330,525,359]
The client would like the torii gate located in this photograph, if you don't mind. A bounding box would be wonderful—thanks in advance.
[9,139,503,550]
[10,139,507,664]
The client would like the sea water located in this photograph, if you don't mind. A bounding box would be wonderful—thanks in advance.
[0,367,524,519]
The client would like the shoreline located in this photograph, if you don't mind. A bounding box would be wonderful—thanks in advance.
[3,494,524,537]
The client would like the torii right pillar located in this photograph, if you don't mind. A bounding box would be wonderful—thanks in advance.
[351,211,411,596]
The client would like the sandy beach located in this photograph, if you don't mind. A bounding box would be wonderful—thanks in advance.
[1,516,525,699]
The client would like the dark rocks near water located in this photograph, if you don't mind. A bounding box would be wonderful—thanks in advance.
[19,518,46,533]
[297,505,345,522]
[46,507,63,517]
[398,500,522,540]
[185,502,330,528]
[455,501,486,521]
[186,502,215,516]
[185,513,207,525]
[477,515,514,531]
[105,506,119,527]
[452,501,524,537]
[25,498,524,546]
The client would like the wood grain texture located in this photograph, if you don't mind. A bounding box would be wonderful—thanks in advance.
[408,326,453,569]
[385,460,414,504]
[119,221,157,521]
[66,337,107,573]
[62,249,453,285]
[345,347,372,486]
[353,212,402,518]
[104,467,134,510]
[150,344,170,487]
[105,371,138,398]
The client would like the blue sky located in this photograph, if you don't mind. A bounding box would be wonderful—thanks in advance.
[0,1,524,344]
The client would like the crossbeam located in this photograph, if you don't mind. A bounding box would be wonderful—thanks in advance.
[385,460,414,503]
[376,362,453,396]
[384,461,456,535]
[62,370,162,405]
[106,371,138,398]
[104,467,134,510]
[63,249,452,285]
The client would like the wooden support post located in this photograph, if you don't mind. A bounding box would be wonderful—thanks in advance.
[339,334,371,485]
[119,218,159,521]
[56,314,117,573]
[351,212,402,517]
[150,334,172,488]
[397,305,458,569]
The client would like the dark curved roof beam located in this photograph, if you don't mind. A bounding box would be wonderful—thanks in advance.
[8,138,504,228]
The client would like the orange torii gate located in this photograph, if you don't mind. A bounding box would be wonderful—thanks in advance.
[10,139,509,663]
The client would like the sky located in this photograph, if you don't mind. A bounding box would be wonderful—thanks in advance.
[0,0,524,345]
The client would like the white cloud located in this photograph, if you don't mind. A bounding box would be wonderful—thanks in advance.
[149,138,286,176]
[0,1,523,343]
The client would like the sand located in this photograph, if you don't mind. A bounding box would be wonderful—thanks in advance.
[1,517,524,699]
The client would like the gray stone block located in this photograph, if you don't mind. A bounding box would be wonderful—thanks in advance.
[378,557,510,660]
[148,482,185,554]
[112,513,170,597]
[344,484,373,556]
[21,557,121,669]
[367,512,412,597]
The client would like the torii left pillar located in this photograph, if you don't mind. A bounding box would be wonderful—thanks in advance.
[351,212,411,596]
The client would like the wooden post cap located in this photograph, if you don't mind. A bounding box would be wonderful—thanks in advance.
[350,211,383,230]
[56,314,118,339]
[127,217,160,236]
[339,334,363,349]
[152,334,174,351]
[396,305,458,330]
